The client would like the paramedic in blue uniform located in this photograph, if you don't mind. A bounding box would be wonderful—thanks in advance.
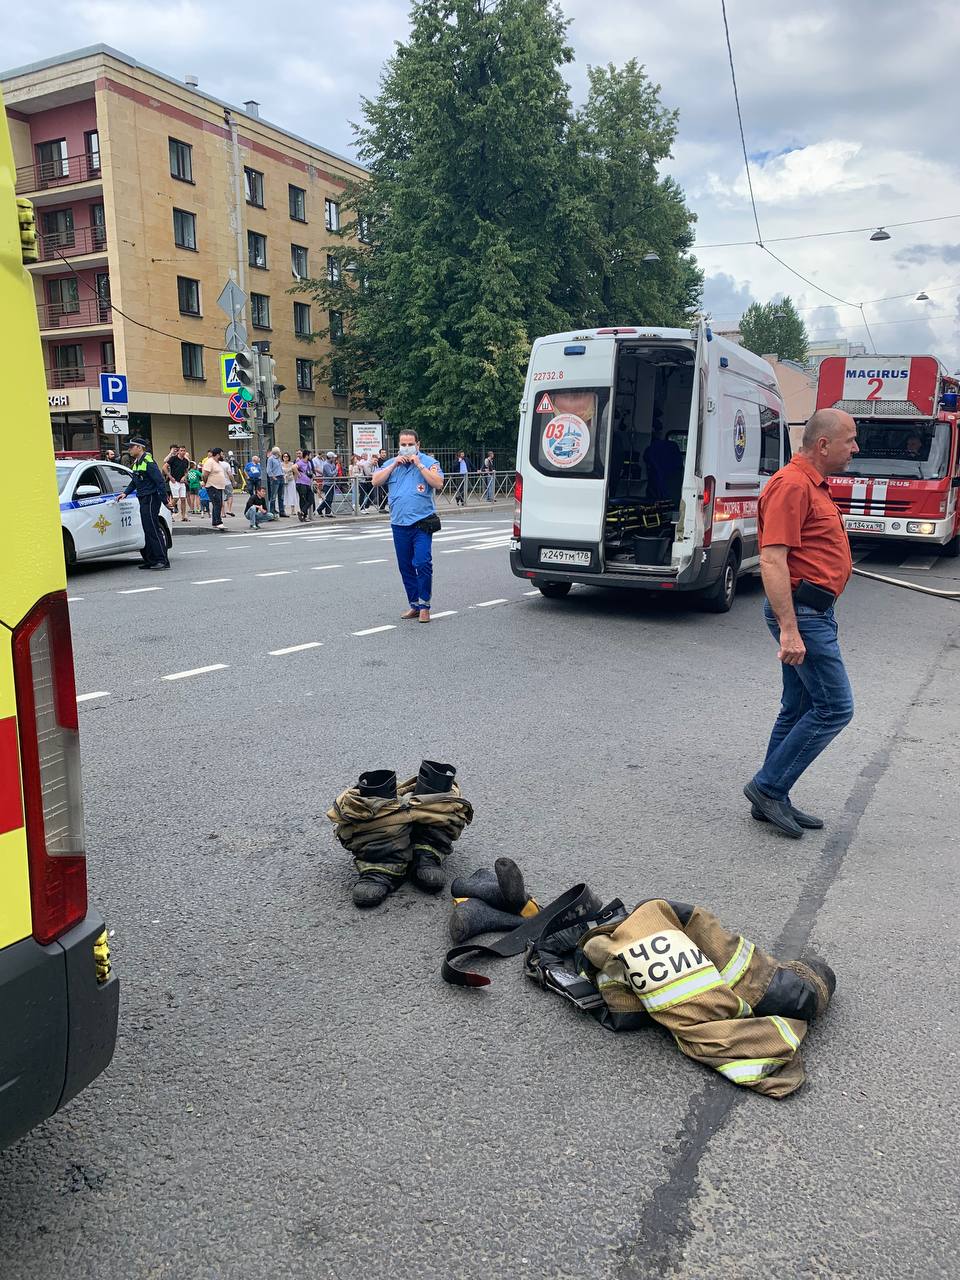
[116,437,171,570]
[372,429,444,623]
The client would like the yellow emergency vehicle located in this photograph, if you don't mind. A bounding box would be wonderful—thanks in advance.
[0,89,118,1149]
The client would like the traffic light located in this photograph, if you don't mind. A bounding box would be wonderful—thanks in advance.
[234,348,259,405]
[258,352,286,424]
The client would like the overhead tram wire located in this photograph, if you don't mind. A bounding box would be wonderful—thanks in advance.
[720,0,762,245]
[694,211,960,250]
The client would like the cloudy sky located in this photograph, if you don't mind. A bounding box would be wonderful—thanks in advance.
[6,0,960,366]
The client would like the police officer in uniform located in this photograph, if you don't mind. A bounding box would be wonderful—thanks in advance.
[116,437,172,570]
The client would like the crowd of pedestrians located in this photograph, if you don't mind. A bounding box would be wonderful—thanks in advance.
[102,441,502,532]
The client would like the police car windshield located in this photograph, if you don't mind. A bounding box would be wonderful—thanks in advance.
[847,419,951,480]
[55,463,79,493]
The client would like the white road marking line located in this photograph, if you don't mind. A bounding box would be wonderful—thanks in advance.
[269,641,324,656]
[475,598,508,607]
[178,549,207,554]
[430,610,458,619]
[311,564,343,570]
[900,555,939,571]
[359,558,388,564]
[440,549,465,555]
[118,586,164,594]
[256,570,294,577]
[162,663,229,681]
[67,596,84,602]
[353,625,396,636]
[192,578,232,585]
[76,691,110,703]
[523,589,540,596]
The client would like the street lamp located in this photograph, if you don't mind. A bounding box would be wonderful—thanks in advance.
[642,251,660,263]
[870,228,891,242]
[915,291,930,301]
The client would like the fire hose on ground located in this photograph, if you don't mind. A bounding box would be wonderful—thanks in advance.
[852,565,960,602]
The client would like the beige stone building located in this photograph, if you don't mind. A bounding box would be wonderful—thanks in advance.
[2,45,367,461]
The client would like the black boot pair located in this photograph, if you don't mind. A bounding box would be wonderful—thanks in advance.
[352,761,457,908]
[448,858,538,944]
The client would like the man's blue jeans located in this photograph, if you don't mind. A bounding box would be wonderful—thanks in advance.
[267,475,284,514]
[392,522,433,607]
[752,601,854,802]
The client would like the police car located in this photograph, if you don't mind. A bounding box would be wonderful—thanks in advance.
[56,453,173,566]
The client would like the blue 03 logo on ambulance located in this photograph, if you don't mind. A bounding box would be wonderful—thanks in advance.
[733,409,746,462]
[542,413,590,469]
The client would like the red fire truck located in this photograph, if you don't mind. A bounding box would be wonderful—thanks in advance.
[816,354,960,556]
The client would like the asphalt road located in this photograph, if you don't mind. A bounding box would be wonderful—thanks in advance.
[2,512,959,1280]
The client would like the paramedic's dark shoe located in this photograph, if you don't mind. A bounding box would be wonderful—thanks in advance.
[743,782,803,839]
[752,802,824,830]
[352,873,394,908]
[411,851,445,894]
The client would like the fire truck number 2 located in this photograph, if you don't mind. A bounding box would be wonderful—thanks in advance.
[866,378,884,400]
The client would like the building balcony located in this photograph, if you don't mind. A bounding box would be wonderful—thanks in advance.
[46,361,116,390]
[16,154,103,207]
[28,225,108,275]
[38,298,113,336]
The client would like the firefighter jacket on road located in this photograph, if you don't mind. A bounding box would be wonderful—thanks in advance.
[579,899,833,1099]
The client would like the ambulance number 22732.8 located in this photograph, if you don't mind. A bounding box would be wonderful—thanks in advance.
[533,371,565,382]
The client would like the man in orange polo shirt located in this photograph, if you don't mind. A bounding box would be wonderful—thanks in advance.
[744,409,859,837]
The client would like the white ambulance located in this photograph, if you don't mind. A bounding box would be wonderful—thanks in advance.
[510,322,789,612]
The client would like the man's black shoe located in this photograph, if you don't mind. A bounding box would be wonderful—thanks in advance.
[752,803,824,830]
[137,563,153,570]
[150,563,170,570]
[743,782,803,838]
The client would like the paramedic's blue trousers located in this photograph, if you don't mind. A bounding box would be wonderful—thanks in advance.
[392,522,433,608]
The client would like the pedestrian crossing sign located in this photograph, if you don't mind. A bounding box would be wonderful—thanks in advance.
[537,393,556,414]
[220,352,241,394]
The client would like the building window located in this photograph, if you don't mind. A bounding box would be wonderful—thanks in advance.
[357,213,372,244]
[169,137,193,182]
[46,277,80,316]
[324,198,340,232]
[289,185,306,221]
[298,415,315,451]
[41,208,75,250]
[84,130,101,175]
[173,207,197,250]
[326,254,340,284]
[36,138,68,182]
[329,310,344,342]
[177,276,201,316]
[91,203,106,250]
[331,375,347,398]
[100,340,115,372]
[333,418,349,454]
[244,167,265,207]
[248,231,267,269]
[291,244,308,279]
[294,302,311,337]
[52,344,84,384]
[181,341,204,380]
[296,358,314,391]
[251,292,271,329]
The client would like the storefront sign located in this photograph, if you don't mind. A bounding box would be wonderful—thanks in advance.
[48,393,70,408]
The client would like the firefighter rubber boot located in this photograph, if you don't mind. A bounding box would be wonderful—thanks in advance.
[358,769,398,799]
[449,859,532,914]
[410,760,456,892]
[353,873,395,908]
[449,897,527,945]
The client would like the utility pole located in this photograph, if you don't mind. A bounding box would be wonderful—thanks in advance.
[224,109,248,333]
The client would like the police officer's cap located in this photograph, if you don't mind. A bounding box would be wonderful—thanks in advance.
[129,436,148,448]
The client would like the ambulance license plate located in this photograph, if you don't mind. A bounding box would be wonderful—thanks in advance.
[845,518,884,533]
[540,547,591,566]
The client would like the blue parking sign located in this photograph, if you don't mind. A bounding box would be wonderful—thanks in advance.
[100,372,128,404]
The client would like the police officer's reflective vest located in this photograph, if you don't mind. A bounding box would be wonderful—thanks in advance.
[129,453,165,500]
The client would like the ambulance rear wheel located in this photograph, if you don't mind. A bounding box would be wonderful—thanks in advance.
[942,533,959,558]
[537,581,572,599]
[701,547,740,613]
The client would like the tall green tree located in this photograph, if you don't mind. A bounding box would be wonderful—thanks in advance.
[295,1,703,451]
[738,296,808,362]
[571,61,701,326]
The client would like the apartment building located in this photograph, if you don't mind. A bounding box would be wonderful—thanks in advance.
[1,45,367,460]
